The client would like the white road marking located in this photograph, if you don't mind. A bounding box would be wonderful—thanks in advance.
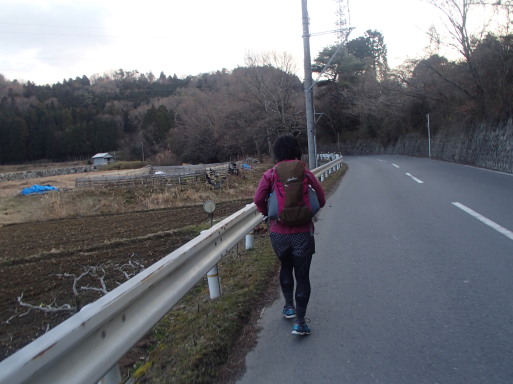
[393,164,400,168]
[405,173,424,184]
[462,164,513,177]
[452,202,513,241]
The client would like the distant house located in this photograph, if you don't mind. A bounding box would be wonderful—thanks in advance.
[92,153,115,166]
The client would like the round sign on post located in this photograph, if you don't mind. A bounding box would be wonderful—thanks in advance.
[203,200,216,227]
[203,200,216,214]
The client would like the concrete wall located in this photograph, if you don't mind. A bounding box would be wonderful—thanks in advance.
[328,120,513,174]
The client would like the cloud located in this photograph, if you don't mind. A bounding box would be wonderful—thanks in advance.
[0,0,337,84]
[1,0,447,85]
[0,0,114,82]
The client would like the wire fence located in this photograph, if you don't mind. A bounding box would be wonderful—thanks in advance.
[75,163,233,188]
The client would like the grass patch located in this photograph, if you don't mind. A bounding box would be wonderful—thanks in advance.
[131,231,278,383]
[322,162,348,196]
[99,161,147,171]
[128,161,347,384]
[0,160,86,173]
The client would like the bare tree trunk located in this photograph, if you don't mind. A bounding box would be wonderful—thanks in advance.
[427,0,486,108]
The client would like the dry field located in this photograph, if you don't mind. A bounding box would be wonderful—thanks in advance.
[0,167,153,224]
[0,163,265,362]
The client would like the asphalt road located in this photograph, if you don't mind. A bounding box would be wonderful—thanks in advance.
[238,155,513,384]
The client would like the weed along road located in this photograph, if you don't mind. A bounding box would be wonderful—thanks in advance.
[238,155,513,384]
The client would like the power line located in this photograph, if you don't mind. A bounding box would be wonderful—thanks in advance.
[0,21,104,29]
[310,28,345,37]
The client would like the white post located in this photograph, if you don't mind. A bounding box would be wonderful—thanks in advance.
[320,173,325,182]
[207,265,221,299]
[98,364,122,384]
[201,229,221,299]
[427,113,431,158]
[245,231,254,250]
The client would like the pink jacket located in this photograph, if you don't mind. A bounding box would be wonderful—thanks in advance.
[253,160,326,234]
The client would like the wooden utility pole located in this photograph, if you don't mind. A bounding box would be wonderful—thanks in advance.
[301,0,316,170]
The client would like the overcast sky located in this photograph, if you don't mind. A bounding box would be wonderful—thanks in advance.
[0,0,451,85]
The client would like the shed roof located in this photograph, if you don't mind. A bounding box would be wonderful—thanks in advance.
[92,153,114,159]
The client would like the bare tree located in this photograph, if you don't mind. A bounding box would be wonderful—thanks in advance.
[240,51,304,155]
[243,51,300,126]
[425,0,486,99]
[423,0,513,117]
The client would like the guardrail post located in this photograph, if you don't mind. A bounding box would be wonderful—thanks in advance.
[97,364,122,384]
[200,229,222,299]
[207,264,221,299]
[245,230,254,249]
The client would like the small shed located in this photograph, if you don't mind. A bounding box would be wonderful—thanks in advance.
[92,153,115,166]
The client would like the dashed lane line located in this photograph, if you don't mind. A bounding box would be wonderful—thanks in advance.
[405,173,424,184]
[452,202,513,241]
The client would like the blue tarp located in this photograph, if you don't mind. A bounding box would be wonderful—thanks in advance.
[242,163,252,169]
[21,185,58,195]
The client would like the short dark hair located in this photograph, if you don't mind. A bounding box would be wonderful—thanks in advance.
[272,135,302,162]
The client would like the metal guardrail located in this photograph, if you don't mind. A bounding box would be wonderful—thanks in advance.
[314,158,341,179]
[0,156,344,384]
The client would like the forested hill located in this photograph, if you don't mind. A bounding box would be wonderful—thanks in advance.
[0,71,189,164]
[2,29,513,166]
[0,63,308,165]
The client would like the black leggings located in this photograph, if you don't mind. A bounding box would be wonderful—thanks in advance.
[270,232,315,321]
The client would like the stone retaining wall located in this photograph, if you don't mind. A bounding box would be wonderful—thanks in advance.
[329,120,513,174]
[0,165,98,182]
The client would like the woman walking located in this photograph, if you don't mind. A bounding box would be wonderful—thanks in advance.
[253,134,325,335]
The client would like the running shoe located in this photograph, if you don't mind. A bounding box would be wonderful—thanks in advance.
[282,305,296,319]
[292,320,311,336]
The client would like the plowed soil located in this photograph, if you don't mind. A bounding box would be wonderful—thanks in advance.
[0,199,251,360]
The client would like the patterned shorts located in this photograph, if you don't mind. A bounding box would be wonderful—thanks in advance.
[269,232,315,259]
